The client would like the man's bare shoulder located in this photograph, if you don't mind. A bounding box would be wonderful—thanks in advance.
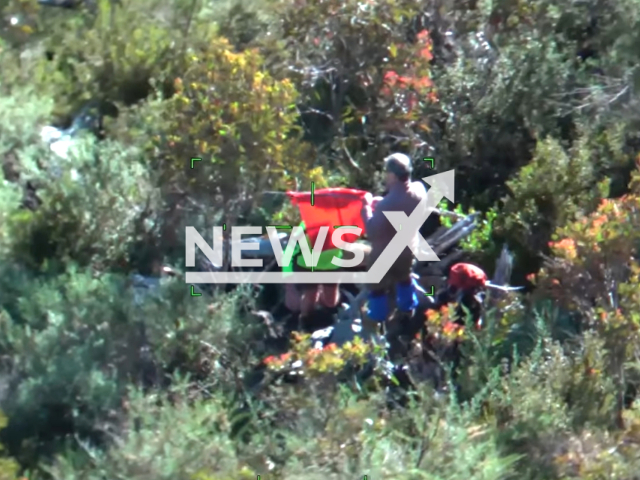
[374,194,393,210]
[410,180,428,199]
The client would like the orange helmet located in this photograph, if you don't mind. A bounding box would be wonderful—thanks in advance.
[447,263,488,291]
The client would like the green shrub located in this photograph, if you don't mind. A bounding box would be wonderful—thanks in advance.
[214,0,273,50]
[2,0,214,112]
[2,137,159,272]
[154,35,319,232]
[42,376,522,480]
[494,133,612,278]
[0,413,20,480]
[0,261,261,469]
[438,200,499,267]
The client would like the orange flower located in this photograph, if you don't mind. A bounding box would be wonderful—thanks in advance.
[263,355,276,365]
[382,70,412,89]
[418,45,433,60]
[323,343,338,351]
[416,30,430,41]
[526,273,536,282]
[553,238,575,249]
[425,309,439,322]
[384,70,399,86]
[305,350,320,365]
[442,321,456,334]
[591,214,607,229]
[443,321,463,336]
[549,238,577,260]
[412,75,433,89]
[398,76,412,87]
[416,30,433,60]
[279,353,291,362]
[381,71,399,96]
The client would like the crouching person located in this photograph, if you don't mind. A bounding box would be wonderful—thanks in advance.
[435,262,489,329]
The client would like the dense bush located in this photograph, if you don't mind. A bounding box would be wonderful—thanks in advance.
[155,36,320,230]
[259,0,439,189]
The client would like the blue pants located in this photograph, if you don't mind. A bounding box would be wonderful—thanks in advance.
[367,280,419,322]
[396,279,419,312]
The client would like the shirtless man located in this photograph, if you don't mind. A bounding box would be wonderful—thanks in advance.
[361,153,428,323]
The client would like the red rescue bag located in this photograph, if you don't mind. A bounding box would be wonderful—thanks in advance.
[286,188,369,250]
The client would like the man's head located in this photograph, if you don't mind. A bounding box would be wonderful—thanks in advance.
[383,153,412,187]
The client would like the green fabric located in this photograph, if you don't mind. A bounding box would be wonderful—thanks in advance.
[296,247,343,270]
[281,221,343,274]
